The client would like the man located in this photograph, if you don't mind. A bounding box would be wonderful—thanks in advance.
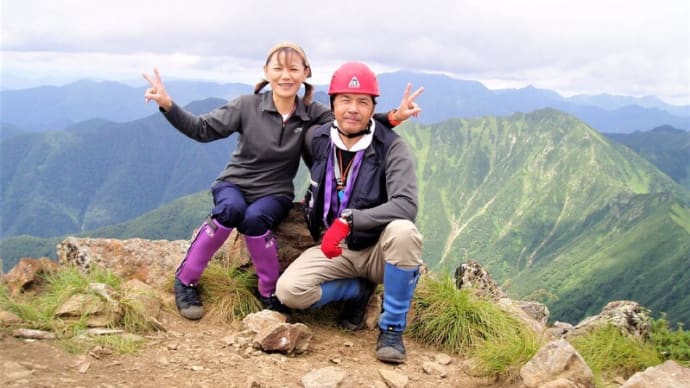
[275,61,423,364]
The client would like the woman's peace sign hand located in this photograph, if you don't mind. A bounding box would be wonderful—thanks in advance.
[143,68,173,111]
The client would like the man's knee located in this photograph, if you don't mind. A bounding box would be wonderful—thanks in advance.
[386,220,422,246]
[382,220,424,268]
[275,277,314,310]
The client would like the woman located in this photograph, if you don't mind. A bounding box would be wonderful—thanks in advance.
[143,42,422,319]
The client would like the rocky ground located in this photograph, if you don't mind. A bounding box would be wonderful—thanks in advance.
[1,306,515,388]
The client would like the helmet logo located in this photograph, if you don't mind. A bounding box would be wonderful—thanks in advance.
[348,76,360,89]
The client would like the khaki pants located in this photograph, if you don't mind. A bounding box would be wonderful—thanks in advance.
[275,220,423,309]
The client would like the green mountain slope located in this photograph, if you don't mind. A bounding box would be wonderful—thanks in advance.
[606,126,690,191]
[1,98,234,238]
[398,109,690,325]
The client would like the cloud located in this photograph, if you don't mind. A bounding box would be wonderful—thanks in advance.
[1,0,688,104]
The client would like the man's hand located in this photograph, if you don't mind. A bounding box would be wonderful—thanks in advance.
[320,218,350,258]
[393,83,424,121]
[142,67,173,111]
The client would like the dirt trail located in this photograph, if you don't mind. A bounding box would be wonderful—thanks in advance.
[1,309,513,388]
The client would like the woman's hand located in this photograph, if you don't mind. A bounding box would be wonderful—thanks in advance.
[143,68,173,111]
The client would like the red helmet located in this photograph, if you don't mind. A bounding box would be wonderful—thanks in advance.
[328,61,380,97]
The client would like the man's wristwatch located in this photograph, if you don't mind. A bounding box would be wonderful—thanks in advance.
[340,209,353,228]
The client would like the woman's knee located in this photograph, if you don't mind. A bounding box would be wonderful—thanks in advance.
[237,211,270,235]
[211,202,246,227]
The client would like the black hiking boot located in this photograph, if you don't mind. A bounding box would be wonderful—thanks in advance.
[337,279,376,331]
[376,329,406,363]
[260,294,291,314]
[174,278,204,320]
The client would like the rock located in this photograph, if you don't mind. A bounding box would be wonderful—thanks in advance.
[422,360,448,377]
[433,353,452,365]
[0,310,23,326]
[12,328,56,340]
[570,300,652,340]
[301,366,349,388]
[454,260,505,299]
[57,237,189,289]
[621,360,690,387]
[497,298,547,335]
[253,322,312,354]
[3,257,60,296]
[520,339,594,388]
[54,293,122,328]
[379,369,409,388]
[242,310,287,333]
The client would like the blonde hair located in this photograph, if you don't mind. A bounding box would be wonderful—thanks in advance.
[254,42,314,106]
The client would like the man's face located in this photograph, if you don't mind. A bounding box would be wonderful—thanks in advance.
[333,93,375,135]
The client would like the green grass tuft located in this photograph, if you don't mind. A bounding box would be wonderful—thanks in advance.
[651,314,690,366]
[197,262,263,323]
[571,325,661,383]
[409,274,540,379]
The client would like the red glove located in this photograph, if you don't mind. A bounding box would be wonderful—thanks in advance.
[320,218,350,258]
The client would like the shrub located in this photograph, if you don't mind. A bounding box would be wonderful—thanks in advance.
[651,314,690,366]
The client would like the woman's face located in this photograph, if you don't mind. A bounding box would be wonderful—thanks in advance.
[264,50,309,100]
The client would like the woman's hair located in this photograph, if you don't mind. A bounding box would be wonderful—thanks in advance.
[254,43,314,105]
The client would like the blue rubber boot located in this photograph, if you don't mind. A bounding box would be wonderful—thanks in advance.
[311,278,366,309]
[377,263,420,363]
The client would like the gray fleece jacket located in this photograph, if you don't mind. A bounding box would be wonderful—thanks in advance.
[162,91,332,202]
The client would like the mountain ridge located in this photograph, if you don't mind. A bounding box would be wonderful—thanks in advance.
[2,73,687,133]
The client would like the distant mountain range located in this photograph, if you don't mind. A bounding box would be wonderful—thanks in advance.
[0,80,251,132]
[1,72,688,134]
[1,98,235,238]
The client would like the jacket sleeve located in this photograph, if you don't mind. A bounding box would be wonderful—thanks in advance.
[162,98,243,143]
[351,137,418,230]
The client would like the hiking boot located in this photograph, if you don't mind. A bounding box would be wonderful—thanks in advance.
[260,294,291,314]
[337,279,376,330]
[174,278,204,320]
[376,329,406,363]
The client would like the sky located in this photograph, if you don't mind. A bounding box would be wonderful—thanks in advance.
[1,0,689,105]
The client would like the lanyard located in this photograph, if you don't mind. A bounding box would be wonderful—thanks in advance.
[323,143,364,226]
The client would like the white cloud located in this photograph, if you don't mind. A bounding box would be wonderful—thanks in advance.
[1,0,688,104]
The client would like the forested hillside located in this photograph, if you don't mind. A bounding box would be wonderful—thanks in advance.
[1,98,235,238]
[398,109,690,325]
